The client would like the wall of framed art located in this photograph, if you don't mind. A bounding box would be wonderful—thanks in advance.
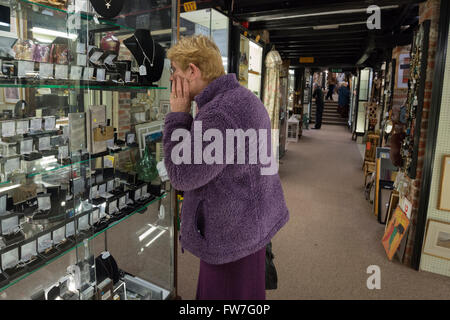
[419,12,450,277]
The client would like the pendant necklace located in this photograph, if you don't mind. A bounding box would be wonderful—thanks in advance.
[105,0,112,9]
[134,34,155,67]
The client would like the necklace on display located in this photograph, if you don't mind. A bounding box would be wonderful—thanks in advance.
[105,0,112,9]
[134,33,155,74]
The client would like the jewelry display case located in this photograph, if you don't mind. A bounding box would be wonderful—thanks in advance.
[0,0,176,300]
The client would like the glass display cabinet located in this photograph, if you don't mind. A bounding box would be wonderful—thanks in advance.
[0,0,176,300]
[230,24,264,99]
[180,7,229,72]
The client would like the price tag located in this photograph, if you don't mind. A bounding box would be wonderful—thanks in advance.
[96,68,106,81]
[39,63,54,79]
[18,61,35,78]
[83,67,95,80]
[77,54,87,66]
[89,51,103,64]
[70,66,83,80]
[104,54,117,66]
[76,42,86,54]
[2,121,15,137]
[55,64,69,79]
[139,65,147,76]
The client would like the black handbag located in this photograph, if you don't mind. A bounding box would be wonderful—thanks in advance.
[265,242,278,290]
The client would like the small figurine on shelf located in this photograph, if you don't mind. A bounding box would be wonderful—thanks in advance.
[136,144,158,183]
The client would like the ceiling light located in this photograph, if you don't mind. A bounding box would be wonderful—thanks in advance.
[313,24,339,30]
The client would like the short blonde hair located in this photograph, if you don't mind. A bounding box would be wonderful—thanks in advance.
[167,35,225,82]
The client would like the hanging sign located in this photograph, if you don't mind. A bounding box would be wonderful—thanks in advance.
[299,57,314,63]
[183,1,197,12]
[332,68,343,73]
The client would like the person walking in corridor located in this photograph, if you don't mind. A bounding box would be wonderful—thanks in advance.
[338,82,350,118]
[312,83,324,129]
[163,35,289,300]
[325,75,336,100]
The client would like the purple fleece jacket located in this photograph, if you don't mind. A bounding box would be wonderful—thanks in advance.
[163,73,289,265]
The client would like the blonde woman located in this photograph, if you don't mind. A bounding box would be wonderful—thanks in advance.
[163,35,289,300]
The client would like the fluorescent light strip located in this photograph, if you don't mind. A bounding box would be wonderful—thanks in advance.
[31,27,78,40]
[0,22,10,28]
[252,5,399,22]
[138,224,157,242]
[145,230,166,248]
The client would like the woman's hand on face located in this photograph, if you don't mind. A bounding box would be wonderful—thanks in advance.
[170,76,192,113]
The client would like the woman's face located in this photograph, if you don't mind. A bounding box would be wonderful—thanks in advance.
[170,61,207,100]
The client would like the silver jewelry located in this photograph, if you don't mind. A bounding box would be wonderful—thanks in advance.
[134,34,155,67]
[105,0,112,9]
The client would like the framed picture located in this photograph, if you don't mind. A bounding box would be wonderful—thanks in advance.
[385,191,400,231]
[159,100,170,116]
[381,206,410,260]
[4,87,20,104]
[423,219,450,261]
[438,155,450,211]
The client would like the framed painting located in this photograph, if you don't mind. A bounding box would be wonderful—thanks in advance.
[438,155,450,211]
[423,219,450,261]
[382,206,410,260]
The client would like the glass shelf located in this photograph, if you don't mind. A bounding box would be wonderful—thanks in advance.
[0,80,167,91]
[0,192,167,293]
[19,0,134,32]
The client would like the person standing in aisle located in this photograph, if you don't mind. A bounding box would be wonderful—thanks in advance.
[338,82,350,118]
[325,75,336,100]
[312,83,324,129]
[163,35,289,300]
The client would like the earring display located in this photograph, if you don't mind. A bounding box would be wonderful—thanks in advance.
[107,199,118,215]
[0,195,7,216]
[19,139,33,154]
[38,136,51,151]
[37,233,53,254]
[1,121,16,138]
[30,118,42,132]
[16,120,29,135]
[4,156,20,177]
[1,248,19,272]
[77,214,90,233]
[72,178,85,196]
[53,226,65,246]
[44,117,56,131]
[90,208,100,225]
[20,240,37,264]
[66,221,75,238]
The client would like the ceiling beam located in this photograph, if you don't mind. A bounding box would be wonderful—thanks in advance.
[269,24,370,38]
[233,0,425,22]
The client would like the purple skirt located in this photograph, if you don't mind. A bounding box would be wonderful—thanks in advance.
[196,247,266,300]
